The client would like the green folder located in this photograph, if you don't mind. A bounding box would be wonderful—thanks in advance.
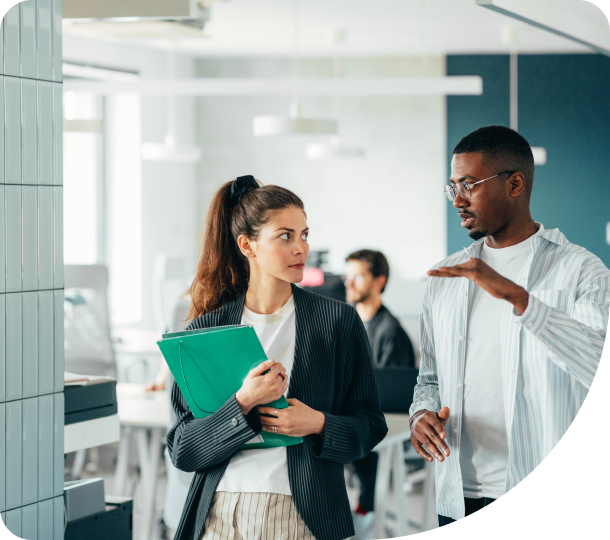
[157,325,303,449]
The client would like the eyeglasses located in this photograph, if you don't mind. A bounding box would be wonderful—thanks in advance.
[444,171,516,202]
[344,274,365,286]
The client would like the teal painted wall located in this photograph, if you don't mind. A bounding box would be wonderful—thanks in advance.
[447,54,610,270]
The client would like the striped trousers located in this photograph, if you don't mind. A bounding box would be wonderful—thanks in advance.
[200,492,317,540]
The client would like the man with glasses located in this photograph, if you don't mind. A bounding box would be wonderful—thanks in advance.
[409,125,610,526]
[344,249,414,539]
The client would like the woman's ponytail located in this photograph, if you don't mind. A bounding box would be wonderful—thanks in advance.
[188,176,304,322]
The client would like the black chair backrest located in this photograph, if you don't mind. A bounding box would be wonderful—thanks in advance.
[373,367,419,414]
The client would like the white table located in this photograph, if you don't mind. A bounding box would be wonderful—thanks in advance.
[372,414,437,537]
[114,383,169,540]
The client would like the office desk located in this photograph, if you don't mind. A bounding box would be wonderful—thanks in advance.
[372,413,436,537]
[114,383,169,540]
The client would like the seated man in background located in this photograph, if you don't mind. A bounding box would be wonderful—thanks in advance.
[344,249,415,539]
[345,249,415,368]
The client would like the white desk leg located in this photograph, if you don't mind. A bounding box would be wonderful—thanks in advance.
[135,428,152,492]
[423,460,437,531]
[114,425,132,496]
[392,441,409,537]
[373,447,392,540]
[140,428,163,540]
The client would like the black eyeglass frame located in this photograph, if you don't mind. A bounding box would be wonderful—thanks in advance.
[444,170,517,202]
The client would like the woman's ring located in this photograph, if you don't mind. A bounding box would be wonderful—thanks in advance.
[273,426,277,433]
[274,408,279,418]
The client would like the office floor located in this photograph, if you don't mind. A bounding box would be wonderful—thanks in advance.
[66,444,435,539]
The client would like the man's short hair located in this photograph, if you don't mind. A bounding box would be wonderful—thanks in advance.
[346,249,390,293]
[453,125,535,196]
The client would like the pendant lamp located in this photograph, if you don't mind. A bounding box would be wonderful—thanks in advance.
[504,28,546,165]
[253,0,337,137]
[141,48,202,162]
[305,58,365,159]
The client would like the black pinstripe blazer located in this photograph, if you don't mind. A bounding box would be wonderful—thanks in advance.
[166,284,388,540]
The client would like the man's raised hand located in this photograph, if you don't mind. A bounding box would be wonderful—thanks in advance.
[427,258,529,314]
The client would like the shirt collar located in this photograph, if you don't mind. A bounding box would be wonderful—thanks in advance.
[463,222,567,258]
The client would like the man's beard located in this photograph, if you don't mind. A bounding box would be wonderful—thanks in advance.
[351,289,371,305]
[468,229,485,241]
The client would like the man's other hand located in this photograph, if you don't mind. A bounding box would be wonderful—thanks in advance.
[410,407,451,462]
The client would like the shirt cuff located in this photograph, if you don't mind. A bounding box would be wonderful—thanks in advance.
[244,404,263,433]
[513,293,552,334]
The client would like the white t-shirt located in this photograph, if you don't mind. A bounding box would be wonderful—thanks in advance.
[216,295,296,495]
[460,236,533,499]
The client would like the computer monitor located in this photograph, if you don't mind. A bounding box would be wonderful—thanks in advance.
[373,367,419,414]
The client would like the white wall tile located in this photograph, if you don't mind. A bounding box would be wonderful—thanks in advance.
[5,293,22,401]
[52,393,63,497]
[37,82,53,185]
[21,502,38,540]
[0,295,4,403]
[22,186,38,291]
[3,5,19,77]
[5,77,21,184]
[0,76,4,183]
[0,186,5,292]
[22,397,38,506]
[38,187,53,290]
[38,291,54,396]
[37,0,53,81]
[0,18,4,75]
[53,186,63,288]
[52,0,62,82]
[22,292,39,398]
[5,400,22,510]
[53,290,64,393]
[37,395,53,501]
[52,83,62,185]
[20,1,37,79]
[37,499,53,540]
[52,496,62,539]
[22,79,38,185]
[5,185,21,292]
[4,507,21,537]
[0,403,5,511]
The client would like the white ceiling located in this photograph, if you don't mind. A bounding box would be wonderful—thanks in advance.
[63,0,604,57]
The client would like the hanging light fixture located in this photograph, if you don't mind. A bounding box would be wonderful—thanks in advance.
[253,0,338,137]
[305,58,365,159]
[503,26,546,166]
[141,47,202,162]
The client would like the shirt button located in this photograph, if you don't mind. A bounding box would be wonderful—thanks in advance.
[457,383,463,388]
[231,418,238,427]
[453,428,458,434]
[462,292,468,297]
[458,336,464,341]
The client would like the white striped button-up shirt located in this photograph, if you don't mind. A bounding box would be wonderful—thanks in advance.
[410,224,610,521]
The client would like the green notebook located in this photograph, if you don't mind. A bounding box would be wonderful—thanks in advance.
[157,325,303,450]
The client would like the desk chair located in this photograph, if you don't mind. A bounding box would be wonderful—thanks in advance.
[64,264,117,378]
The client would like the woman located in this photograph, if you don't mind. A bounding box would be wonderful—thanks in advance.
[167,175,387,540]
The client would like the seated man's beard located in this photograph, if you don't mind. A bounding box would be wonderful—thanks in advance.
[469,229,486,241]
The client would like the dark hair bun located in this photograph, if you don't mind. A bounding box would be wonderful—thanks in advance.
[229,175,259,208]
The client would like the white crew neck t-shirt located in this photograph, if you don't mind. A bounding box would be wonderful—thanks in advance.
[216,295,296,495]
[460,235,534,500]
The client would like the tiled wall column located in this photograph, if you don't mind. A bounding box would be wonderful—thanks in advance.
[1,1,64,539]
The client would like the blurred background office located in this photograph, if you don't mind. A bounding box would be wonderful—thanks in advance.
[2,1,609,539]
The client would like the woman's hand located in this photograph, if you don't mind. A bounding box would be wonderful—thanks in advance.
[235,359,288,415]
[257,398,326,438]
